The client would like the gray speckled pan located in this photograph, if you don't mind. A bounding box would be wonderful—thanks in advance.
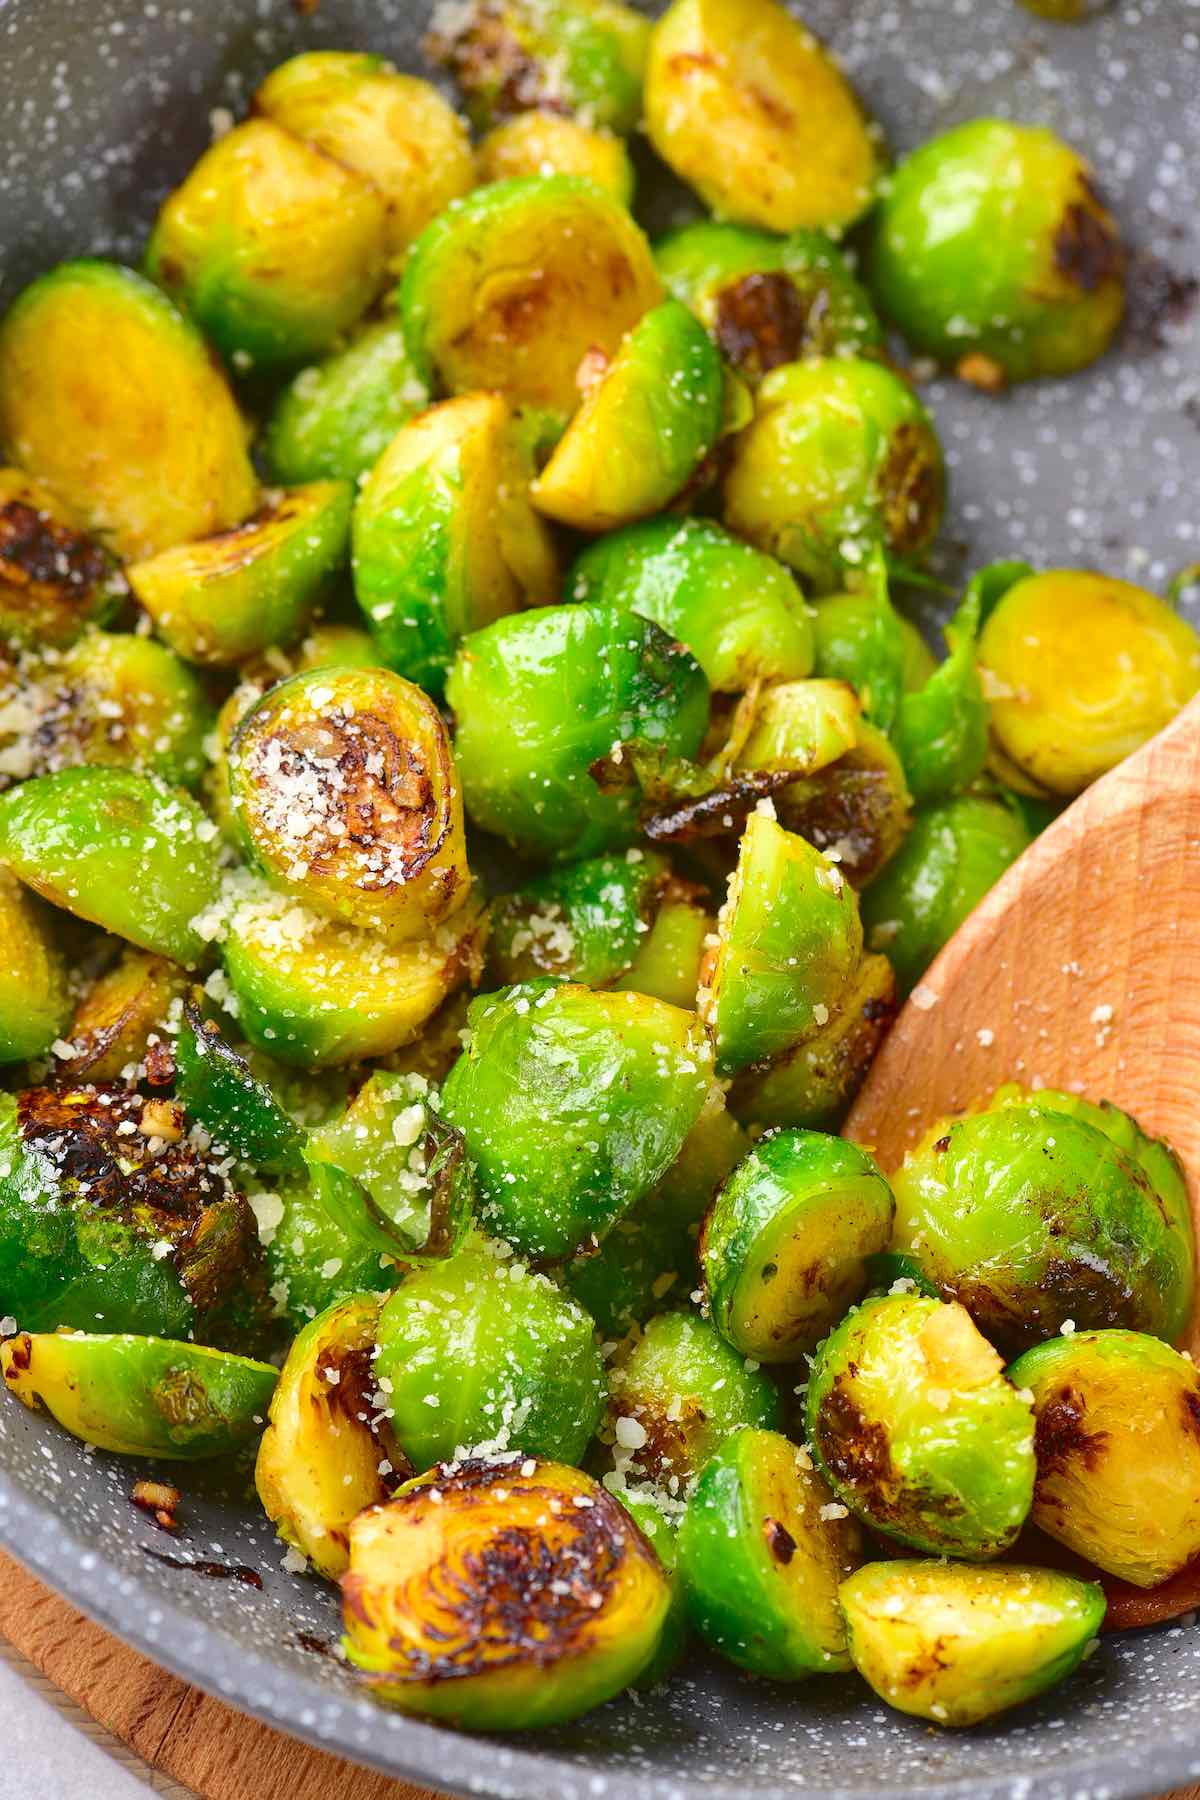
[0,3,1198,1797]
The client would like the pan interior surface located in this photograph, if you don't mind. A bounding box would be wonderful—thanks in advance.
[0,3,1198,1797]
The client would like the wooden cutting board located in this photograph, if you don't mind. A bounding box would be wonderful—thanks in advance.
[0,1548,1194,1800]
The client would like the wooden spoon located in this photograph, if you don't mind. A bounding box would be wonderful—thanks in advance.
[845,692,1200,1356]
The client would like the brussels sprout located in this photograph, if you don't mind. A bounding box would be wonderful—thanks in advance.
[702,1130,893,1362]
[734,679,913,887]
[228,666,468,942]
[259,1181,395,1333]
[645,0,880,233]
[305,1071,473,1264]
[374,1240,605,1467]
[615,893,710,1010]
[806,1292,1036,1557]
[531,300,724,532]
[655,221,884,383]
[724,360,945,595]
[727,951,896,1131]
[222,883,487,1070]
[128,481,352,668]
[1008,1330,1200,1587]
[382,988,475,1089]
[64,948,188,1082]
[0,869,68,1064]
[255,53,475,261]
[1,1330,277,1460]
[840,1561,1104,1727]
[342,1458,672,1727]
[488,847,699,992]
[29,630,213,788]
[620,1493,689,1684]
[894,581,989,807]
[255,1294,397,1578]
[146,120,388,369]
[890,1092,1195,1354]
[400,176,662,415]
[0,469,127,648]
[0,1085,262,1342]
[352,393,558,698]
[427,0,651,135]
[0,768,221,966]
[441,981,712,1260]
[699,812,863,1076]
[978,570,1200,797]
[567,516,813,693]
[607,1309,781,1492]
[0,261,256,560]
[869,119,1125,386]
[265,319,430,487]
[564,1200,694,1339]
[809,557,907,733]
[174,1001,303,1177]
[861,795,1031,994]
[478,111,635,203]
[447,604,708,861]
[678,1427,863,1679]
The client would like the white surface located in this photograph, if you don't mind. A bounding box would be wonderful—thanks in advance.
[0,1643,193,1799]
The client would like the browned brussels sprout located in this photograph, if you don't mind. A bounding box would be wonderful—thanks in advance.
[342,1458,672,1727]
[0,470,127,649]
[64,948,189,1082]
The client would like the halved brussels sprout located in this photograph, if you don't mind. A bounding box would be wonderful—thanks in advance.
[255,1293,397,1578]
[265,319,430,487]
[255,53,475,260]
[146,120,388,369]
[259,1180,396,1334]
[724,359,945,594]
[228,666,469,941]
[1008,1330,1200,1588]
[0,767,222,966]
[305,1071,473,1264]
[894,580,989,807]
[840,1561,1104,1727]
[890,1090,1195,1353]
[0,868,68,1064]
[645,0,880,232]
[64,948,188,1082]
[0,469,126,648]
[978,570,1200,796]
[174,1001,303,1177]
[441,981,712,1260]
[222,882,487,1070]
[352,393,557,698]
[869,119,1125,385]
[427,0,651,134]
[0,1084,262,1342]
[861,795,1031,994]
[447,603,708,860]
[29,630,212,788]
[727,951,896,1131]
[342,1458,672,1728]
[488,848,706,1004]
[733,678,861,775]
[678,1427,863,1678]
[373,1239,605,1468]
[531,300,725,532]
[606,1309,781,1492]
[805,1292,1036,1557]
[128,481,352,667]
[400,176,662,415]
[620,1493,689,1685]
[0,261,256,560]
[655,221,884,382]
[702,1130,894,1362]
[699,812,863,1076]
[478,111,635,203]
[2,1329,277,1460]
[567,515,813,693]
